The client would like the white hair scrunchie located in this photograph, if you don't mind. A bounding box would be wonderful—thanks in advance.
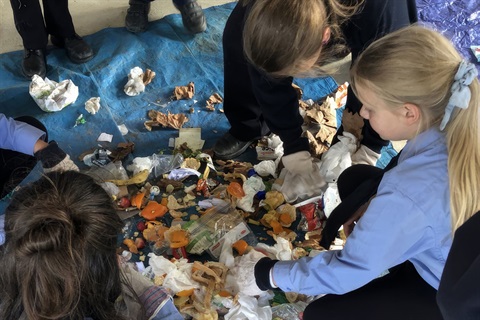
[440,61,478,130]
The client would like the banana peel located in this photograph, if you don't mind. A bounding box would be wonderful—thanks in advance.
[107,169,149,186]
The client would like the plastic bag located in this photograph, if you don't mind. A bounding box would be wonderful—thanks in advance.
[183,203,257,259]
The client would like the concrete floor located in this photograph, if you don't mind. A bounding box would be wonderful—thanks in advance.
[0,0,232,54]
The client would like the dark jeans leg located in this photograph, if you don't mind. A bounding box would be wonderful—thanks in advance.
[42,0,76,38]
[303,261,443,320]
[9,0,48,49]
[0,116,47,197]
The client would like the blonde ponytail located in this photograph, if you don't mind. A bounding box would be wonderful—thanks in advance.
[350,25,480,232]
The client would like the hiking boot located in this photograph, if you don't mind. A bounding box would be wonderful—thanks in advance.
[174,0,206,34]
[125,0,151,33]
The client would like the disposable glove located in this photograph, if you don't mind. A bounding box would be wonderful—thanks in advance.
[278,151,326,202]
[34,141,79,173]
[232,249,272,296]
[350,144,381,166]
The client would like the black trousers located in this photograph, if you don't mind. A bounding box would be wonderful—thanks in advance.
[10,0,75,50]
[0,116,47,198]
[303,261,443,320]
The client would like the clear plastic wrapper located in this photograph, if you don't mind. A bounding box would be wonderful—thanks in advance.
[183,203,257,259]
[271,301,308,320]
[152,153,184,177]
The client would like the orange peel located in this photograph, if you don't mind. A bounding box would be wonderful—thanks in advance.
[169,230,189,248]
[141,201,168,220]
[232,239,249,256]
[123,238,138,254]
[131,192,145,209]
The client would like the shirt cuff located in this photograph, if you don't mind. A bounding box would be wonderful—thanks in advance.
[269,267,278,288]
[254,257,279,291]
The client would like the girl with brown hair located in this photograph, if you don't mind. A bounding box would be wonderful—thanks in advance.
[0,171,182,320]
[213,0,417,200]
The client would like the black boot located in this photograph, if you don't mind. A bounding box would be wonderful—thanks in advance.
[213,132,255,160]
[22,49,46,79]
[51,34,95,64]
[125,0,151,33]
[174,0,206,34]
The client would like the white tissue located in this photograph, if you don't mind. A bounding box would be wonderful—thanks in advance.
[85,97,101,114]
[29,75,79,112]
[124,66,145,96]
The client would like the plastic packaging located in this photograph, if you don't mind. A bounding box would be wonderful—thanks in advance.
[183,203,257,259]
[271,302,308,320]
[296,199,325,232]
[151,153,184,177]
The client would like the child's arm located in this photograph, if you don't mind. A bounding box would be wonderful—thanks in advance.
[0,114,45,155]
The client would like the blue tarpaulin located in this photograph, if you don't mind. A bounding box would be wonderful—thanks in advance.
[1,0,477,213]
[0,2,338,162]
[0,2,339,213]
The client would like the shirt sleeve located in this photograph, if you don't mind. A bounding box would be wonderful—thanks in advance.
[272,183,435,295]
[247,67,310,156]
[139,286,183,320]
[0,114,45,156]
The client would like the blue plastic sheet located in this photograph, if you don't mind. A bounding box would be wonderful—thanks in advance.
[0,0,474,206]
[0,3,337,161]
[0,3,340,213]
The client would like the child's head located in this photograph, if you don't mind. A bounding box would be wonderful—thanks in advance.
[350,25,480,231]
[241,0,359,77]
[0,171,125,320]
[351,25,479,134]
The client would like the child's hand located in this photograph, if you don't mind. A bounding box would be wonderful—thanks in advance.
[278,151,326,202]
[232,249,269,296]
[343,196,374,237]
[34,141,79,173]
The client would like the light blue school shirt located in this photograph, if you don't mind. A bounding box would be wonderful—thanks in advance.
[273,128,452,295]
[0,114,45,156]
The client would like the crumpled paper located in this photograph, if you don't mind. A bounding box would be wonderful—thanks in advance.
[147,255,199,294]
[236,175,266,212]
[256,236,293,261]
[253,160,277,177]
[85,97,101,114]
[29,75,79,112]
[124,67,145,96]
[224,293,273,320]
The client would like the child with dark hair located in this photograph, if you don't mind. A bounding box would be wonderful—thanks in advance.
[235,25,479,319]
[0,171,182,320]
